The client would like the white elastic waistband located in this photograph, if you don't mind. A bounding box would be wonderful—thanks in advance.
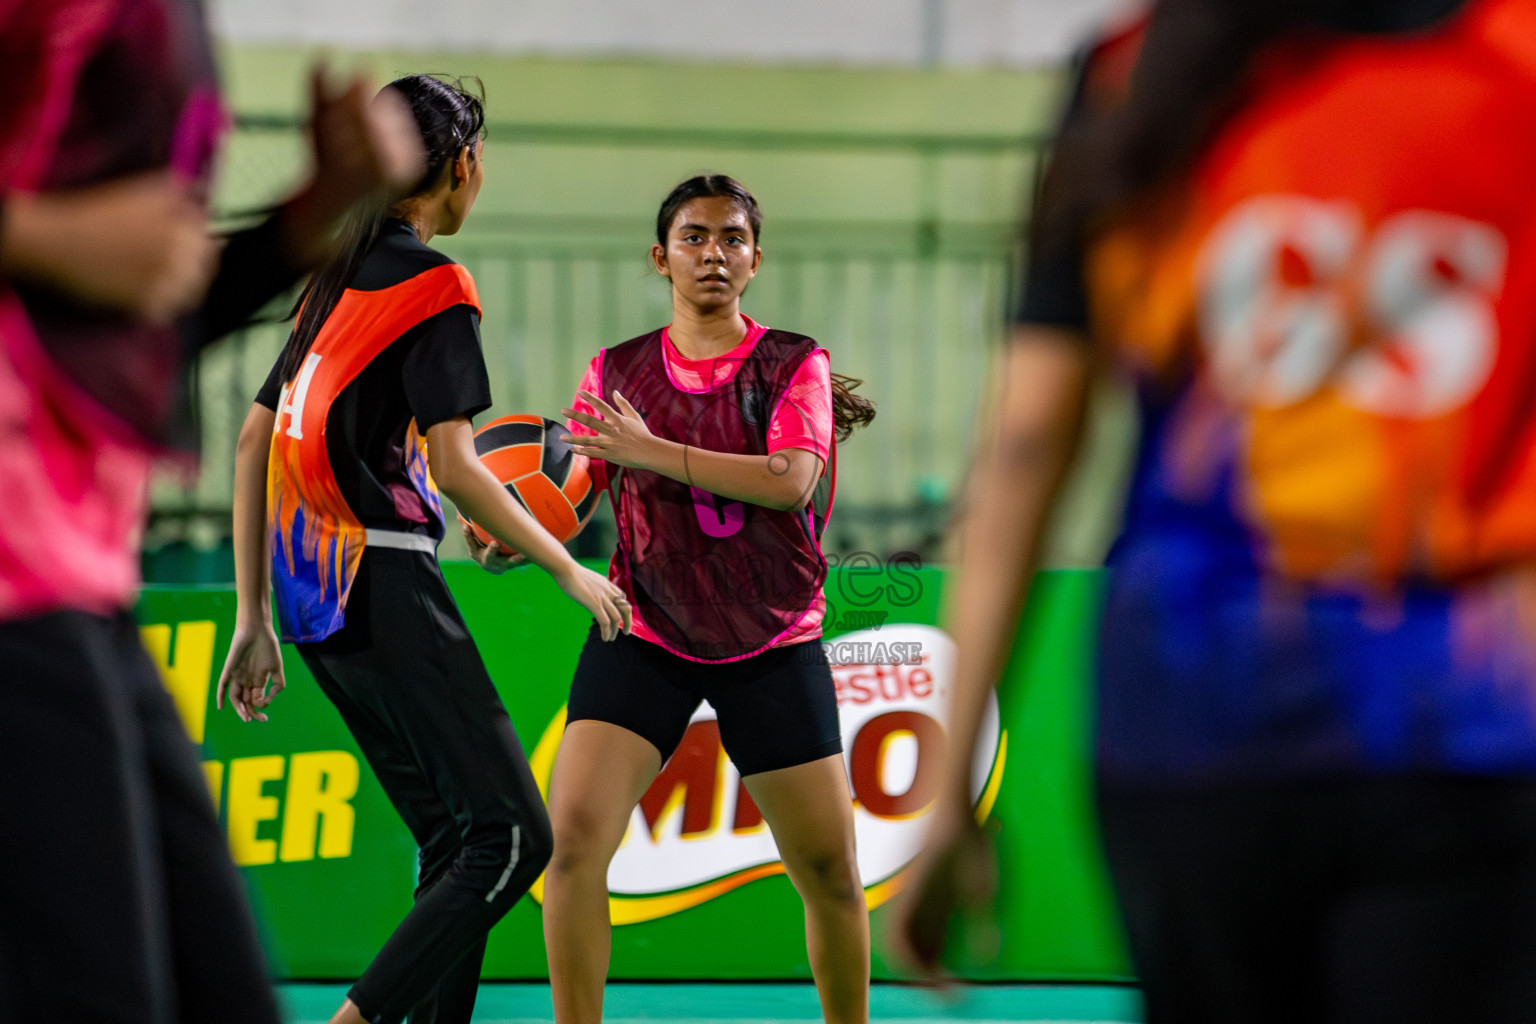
[365,529,438,554]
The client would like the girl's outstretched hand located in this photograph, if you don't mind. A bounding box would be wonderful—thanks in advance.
[886,800,998,983]
[562,390,660,470]
[278,65,427,268]
[554,563,633,641]
[217,621,287,723]
[308,65,425,202]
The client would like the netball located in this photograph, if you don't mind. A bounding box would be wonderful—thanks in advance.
[459,414,600,552]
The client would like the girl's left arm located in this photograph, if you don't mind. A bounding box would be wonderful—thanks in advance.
[562,389,824,511]
[216,403,288,723]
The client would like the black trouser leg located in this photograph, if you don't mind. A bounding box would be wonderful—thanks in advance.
[0,612,280,1024]
[1098,781,1333,1024]
[408,938,490,1024]
[299,555,551,1024]
[1325,778,1536,1024]
[127,616,286,1024]
[406,810,494,1024]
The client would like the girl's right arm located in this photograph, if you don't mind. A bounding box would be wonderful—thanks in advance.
[217,403,288,722]
[427,416,632,641]
[889,326,1093,975]
[0,175,217,324]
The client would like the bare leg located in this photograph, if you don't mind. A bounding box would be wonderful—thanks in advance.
[544,721,662,1024]
[327,1000,365,1024]
[745,755,870,1024]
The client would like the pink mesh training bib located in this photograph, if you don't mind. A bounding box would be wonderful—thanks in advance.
[602,329,832,662]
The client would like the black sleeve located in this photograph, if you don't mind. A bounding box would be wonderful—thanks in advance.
[1014,236,1090,329]
[254,351,283,410]
[1012,50,1093,333]
[199,215,307,344]
[401,305,492,431]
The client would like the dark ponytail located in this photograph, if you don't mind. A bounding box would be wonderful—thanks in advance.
[830,373,876,443]
[277,74,487,386]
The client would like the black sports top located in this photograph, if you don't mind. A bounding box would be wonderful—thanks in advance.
[256,219,490,534]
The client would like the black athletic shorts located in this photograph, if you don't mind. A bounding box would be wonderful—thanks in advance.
[568,628,842,777]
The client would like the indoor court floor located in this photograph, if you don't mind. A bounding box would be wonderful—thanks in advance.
[277,983,1145,1023]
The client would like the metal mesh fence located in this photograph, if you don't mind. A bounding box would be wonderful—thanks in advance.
[147,117,1052,571]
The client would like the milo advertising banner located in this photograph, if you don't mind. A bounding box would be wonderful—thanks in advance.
[523,624,1003,922]
[134,563,1129,982]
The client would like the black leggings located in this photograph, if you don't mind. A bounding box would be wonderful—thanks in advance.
[0,611,281,1024]
[1098,776,1536,1024]
[298,548,551,1024]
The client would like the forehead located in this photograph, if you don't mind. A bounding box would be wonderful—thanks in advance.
[669,195,752,232]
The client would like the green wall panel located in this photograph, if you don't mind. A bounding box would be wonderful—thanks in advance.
[156,49,1144,572]
[134,564,1129,982]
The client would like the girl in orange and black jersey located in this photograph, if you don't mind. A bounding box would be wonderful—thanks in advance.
[219,76,629,1024]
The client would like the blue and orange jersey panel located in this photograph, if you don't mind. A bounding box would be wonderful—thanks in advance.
[1079,0,1536,778]
[267,264,480,643]
[1089,0,1536,586]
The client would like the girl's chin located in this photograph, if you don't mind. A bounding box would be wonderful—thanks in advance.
[683,292,742,311]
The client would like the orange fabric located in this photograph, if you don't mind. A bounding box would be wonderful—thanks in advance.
[267,264,480,628]
[1085,0,1536,584]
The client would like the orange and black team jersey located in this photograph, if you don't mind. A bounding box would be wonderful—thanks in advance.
[256,219,489,642]
[1018,0,1536,780]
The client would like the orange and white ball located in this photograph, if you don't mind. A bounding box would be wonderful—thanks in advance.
[457,414,599,553]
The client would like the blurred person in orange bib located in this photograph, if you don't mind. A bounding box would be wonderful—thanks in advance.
[894,0,1536,1021]
[0,1,421,1020]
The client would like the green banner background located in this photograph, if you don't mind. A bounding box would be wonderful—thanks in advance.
[133,564,1129,981]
